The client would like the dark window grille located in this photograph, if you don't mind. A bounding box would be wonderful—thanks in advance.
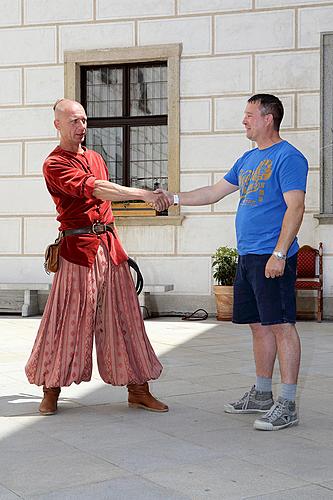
[81,62,168,192]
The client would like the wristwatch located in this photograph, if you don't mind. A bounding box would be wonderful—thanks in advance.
[173,193,180,206]
[273,251,287,261]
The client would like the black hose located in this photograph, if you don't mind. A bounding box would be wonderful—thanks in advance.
[182,308,208,321]
[128,257,144,296]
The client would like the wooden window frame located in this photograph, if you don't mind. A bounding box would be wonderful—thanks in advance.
[81,61,168,188]
[64,44,183,226]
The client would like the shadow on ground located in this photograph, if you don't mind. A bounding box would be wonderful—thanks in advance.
[1,316,333,499]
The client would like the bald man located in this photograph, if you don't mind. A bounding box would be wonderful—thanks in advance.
[25,99,169,415]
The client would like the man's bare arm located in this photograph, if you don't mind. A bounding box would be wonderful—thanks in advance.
[274,190,306,254]
[93,180,170,212]
[265,190,305,278]
[155,178,239,206]
[179,178,239,205]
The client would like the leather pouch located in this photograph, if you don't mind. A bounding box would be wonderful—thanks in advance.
[44,234,62,274]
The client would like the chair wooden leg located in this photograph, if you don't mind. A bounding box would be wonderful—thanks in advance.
[317,290,322,322]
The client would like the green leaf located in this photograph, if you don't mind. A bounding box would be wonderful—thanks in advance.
[211,246,238,285]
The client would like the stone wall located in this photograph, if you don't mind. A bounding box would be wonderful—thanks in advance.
[0,0,332,317]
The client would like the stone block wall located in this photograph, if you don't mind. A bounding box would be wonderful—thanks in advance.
[0,0,331,316]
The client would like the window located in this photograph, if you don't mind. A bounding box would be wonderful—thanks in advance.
[319,32,333,223]
[64,45,182,225]
[81,63,168,192]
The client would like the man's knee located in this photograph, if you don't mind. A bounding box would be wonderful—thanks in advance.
[270,323,297,336]
[249,323,271,337]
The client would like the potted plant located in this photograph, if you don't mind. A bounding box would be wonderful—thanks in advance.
[212,246,238,321]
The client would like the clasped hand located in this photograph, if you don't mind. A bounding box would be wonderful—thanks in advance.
[144,189,173,212]
[265,255,286,279]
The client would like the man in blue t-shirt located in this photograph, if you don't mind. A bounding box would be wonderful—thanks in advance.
[159,94,308,431]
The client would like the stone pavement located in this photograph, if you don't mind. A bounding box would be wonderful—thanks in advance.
[0,316,333,499]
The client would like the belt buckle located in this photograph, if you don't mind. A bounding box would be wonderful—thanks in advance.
[92,222,106,235]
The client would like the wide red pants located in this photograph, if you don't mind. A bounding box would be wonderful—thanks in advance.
[25,243,162,387]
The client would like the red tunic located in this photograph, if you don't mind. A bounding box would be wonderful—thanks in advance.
[43,145,128,268]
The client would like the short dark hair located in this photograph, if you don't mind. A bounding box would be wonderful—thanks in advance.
[248,94,284,131]
[53,98,64,111]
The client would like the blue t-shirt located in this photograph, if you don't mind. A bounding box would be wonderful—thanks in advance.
[224,140,308,256]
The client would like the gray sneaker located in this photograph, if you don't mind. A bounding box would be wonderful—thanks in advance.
[254,397,298,431]
[224,385,274,414]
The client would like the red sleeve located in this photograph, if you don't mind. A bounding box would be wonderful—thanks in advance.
[43,158,96,199]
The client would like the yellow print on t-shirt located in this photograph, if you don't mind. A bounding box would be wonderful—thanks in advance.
[239,159,272,204]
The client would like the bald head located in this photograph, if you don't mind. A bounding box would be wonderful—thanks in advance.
[53,98,85,119]
[53,98,87,152]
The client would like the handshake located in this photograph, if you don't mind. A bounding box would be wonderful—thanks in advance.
[144,188,176,212]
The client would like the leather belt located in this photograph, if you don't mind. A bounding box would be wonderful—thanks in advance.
[63,222,115,237]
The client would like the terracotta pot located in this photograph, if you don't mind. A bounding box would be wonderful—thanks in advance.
[213,285,234,321]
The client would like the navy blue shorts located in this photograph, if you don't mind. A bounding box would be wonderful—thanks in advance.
[233,253,297,326]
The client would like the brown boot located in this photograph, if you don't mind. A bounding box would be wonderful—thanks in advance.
[39,386,61,415]
[127,382,168,413]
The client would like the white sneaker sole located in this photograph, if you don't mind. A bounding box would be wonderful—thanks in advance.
[254,418,299,431]
[224,404,271,414]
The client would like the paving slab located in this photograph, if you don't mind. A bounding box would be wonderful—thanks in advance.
[25,476,190,500]
[322,480,333,491]
[298,374,333,394]
[0,426,127,497]
[143,457,306,499]
[0,484,20,499]
[245,484,333,499]
[89,433,225,475]
[0,316,333,498]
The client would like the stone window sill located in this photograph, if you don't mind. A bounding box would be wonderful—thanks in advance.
[313,214,333,224]
[114,215,184,226]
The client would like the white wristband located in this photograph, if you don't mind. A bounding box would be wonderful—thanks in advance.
[173,193,179,206]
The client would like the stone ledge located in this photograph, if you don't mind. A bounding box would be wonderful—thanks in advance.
[0,284,51,317]
[143,284,174,293]
[115,216,184,226]
[313,213,333,224]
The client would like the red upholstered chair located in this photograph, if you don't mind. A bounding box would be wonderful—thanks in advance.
[295,242,323,322]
